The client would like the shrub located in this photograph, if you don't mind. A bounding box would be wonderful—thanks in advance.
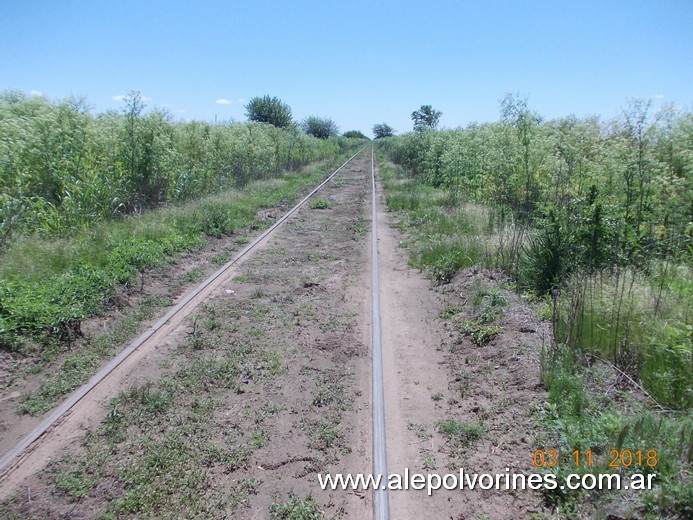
[309,198,332,210]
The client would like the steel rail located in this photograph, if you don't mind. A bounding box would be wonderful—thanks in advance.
[0,145,368,479]
[371,146,390,520]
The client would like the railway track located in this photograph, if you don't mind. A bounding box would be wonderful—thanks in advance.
[0,137,555,519]
[1,144,394,520]
[370,146,390,520]
[0,145,368,489]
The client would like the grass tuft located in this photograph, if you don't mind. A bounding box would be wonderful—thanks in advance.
[309,197,332,209]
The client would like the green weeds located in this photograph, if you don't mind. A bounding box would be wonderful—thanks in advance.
[351,216,368,235]
[180,267,206,284]
[458,321,501,347]
[539,344,693,517]
[1,155,358,418]
[440,305,464,319]
[377,107,692,517]
[269,493,322,519]
[436,419,485,449]
[18,294,170,415]
[303,368,352,456]
[554,269,692,410]
[0,91,361,245]
[309,197,332,209]
[0,157,341,352]
[378,160,501,285]
[407,423,432,440]
[26,300,286,518]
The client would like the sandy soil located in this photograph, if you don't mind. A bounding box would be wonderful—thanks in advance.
[374,171,457,518]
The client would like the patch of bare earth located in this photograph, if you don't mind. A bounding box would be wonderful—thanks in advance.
[437,269,551,518]
[0,154,373,518]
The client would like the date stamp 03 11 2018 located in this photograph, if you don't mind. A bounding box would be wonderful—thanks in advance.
[532,448,658,469]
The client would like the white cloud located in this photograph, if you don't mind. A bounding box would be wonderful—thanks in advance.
[29,90,43,97]
[216,98,232,105]
[112,93,152,102]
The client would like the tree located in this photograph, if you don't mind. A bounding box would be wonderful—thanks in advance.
[343,130,368,139]
[301,116,339,139]
[245,95,293,128]
[373,123,395,139]
[411,105,442,132]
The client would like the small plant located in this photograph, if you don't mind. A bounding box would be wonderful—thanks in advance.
[233,271,254,283]
[352,216,368,235]
[478,306,499,324]
[270,493,322,519]
[309,197,332,209]
[536,301,553,321]
[312,373,347,410]
[51,461,100,498]
[440,305,464,319]
[211,248,234,266]
[487,288,507,307]
[180,267,205,284]
[431,253,459,285]
[421,450,437,470]
[459,320,501,347]
[305,418,343,451]
[472,284,507,323]
[407,423,431,440]
[436,419,484,448]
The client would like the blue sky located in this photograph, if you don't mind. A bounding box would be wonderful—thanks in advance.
[1,0,691,136]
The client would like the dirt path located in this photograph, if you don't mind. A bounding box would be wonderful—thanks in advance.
[374,168,459,518]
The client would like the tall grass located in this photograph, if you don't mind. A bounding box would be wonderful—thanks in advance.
[539,343,692,517]
[555,266,692,409]
[377,106,692,412]
[0,90,362,245]
[379,158,526,284]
